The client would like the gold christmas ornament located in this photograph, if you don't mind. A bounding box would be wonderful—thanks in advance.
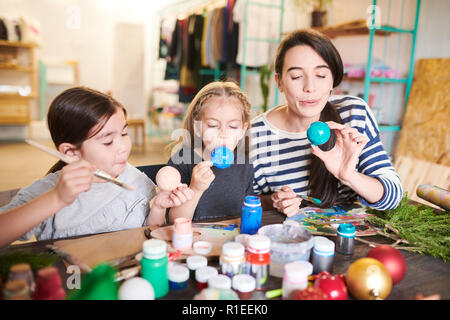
[345,258,392,300]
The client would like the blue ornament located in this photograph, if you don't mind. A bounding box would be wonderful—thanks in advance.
[307,121,331,146]
[211,146,234,169]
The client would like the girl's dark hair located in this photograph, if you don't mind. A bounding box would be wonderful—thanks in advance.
[275,29,345,208]
[46,86,127,174]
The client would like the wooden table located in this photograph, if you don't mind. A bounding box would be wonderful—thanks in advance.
[1,210,449,300]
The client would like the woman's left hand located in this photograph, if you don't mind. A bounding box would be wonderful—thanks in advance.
[311,121,369,185]
[154,184,194,209]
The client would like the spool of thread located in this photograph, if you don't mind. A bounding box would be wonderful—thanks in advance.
[33,266,66,300]
[416,184,450,211]
[172,217,193,250]
[3,279,31,300]
[7,263,35,294]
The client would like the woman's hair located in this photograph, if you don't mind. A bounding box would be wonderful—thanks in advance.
[275,29,346,208]
[167,80,252,156]
[46,86,127,174]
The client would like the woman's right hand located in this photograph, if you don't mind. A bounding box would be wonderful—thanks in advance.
[54,160,96,205]
[190,161,215,193]
[271,185,302,217]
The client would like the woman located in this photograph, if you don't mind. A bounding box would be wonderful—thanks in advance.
[250,29,402,216]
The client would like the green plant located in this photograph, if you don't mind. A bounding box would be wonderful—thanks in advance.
[293,0,333,12]
[259,65,271,113]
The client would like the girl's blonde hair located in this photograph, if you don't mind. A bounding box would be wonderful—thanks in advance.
[167,81,251,156]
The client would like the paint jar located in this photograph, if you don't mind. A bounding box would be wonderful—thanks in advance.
[33,266,66,300]
[168,263,189,290]
[118,277,154,300]
[7,263,35,293]
[282,261,313,300]
[258,224,313,277]
[232,274,256,300]
[141,239,169,299]
[240,196,262,235]
[193,241,212,255]
[220,242,245,278]
[3,279,31,300]
[246,234,271,291]
[195,266,218,291]
[336,223,355,255]
[312,236,335,274]
[172,217,193,250]
[234,234,250,274]
[186,255,208,280]
[208,274,232,290]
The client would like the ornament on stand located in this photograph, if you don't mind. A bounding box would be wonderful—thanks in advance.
[155,166,182,191]
[345,258,392,300]
[366,245,407,285]
[313,271,348,300]
[307,121,331,146]
[294,287,329,300]
[211,146,234,169]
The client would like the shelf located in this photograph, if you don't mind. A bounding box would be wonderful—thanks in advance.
[343,76,408,84]
[0,40,38,48]
[0,92,37,99]
[0,65,34,72]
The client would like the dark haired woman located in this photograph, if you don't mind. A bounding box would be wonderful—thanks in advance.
[0,87,193,247]
[250,29,402,216]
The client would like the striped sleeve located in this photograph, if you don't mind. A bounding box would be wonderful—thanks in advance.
[335,96,403,210]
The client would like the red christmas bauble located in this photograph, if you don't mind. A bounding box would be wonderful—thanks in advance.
[366,245,407,285]
[294,287,329,300]
[313,272,348,300]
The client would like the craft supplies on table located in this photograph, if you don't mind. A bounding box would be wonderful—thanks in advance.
[258,223,313,278]
[207,274,231,290]
[336,223,355,255]
[140,239,169,299]
[240,196,262,235]
[195,266,218,291]
[186,255,208,279]
[231,274,256,300]
[246,235,271,290]
[282,261,313,300]
[312,236,335,274]
[168,263,189,290]
[219,242,245,278]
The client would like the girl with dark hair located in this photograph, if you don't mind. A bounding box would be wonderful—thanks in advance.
[250,29,403,215]
[0,87,193,247]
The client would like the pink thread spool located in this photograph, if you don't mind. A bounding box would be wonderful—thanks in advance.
[172,218,193,250]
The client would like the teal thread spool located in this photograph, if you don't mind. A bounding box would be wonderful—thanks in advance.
[140,239,169,298]
[307,121,331,146]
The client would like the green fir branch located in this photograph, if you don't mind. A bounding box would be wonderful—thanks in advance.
[366,194,450,261]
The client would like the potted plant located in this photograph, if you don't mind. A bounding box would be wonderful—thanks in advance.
[293,0,333,28]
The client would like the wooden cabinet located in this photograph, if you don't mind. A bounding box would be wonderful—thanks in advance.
[0,40,38,134]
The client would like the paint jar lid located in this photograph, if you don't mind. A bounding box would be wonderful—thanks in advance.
[193,241,212,255]
[232,274,256,293]
[173,217,192,233]
[208,274,231,290]
[337,224,356,237]
[168,263,189,283]
[244,195,261,207]
[313,236,335,255]
[195,266,218,283]
[222,242,245,258]
[247,235,271,254]
[142,239,167,260]
[186,255,208,271]
[284,261,313,283]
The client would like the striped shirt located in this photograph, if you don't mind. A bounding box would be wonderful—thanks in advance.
[250,95,403,210]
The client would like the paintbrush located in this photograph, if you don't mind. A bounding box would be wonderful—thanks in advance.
[46,244,92,273]
[297,195,322,204]
[26,139,134,190]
